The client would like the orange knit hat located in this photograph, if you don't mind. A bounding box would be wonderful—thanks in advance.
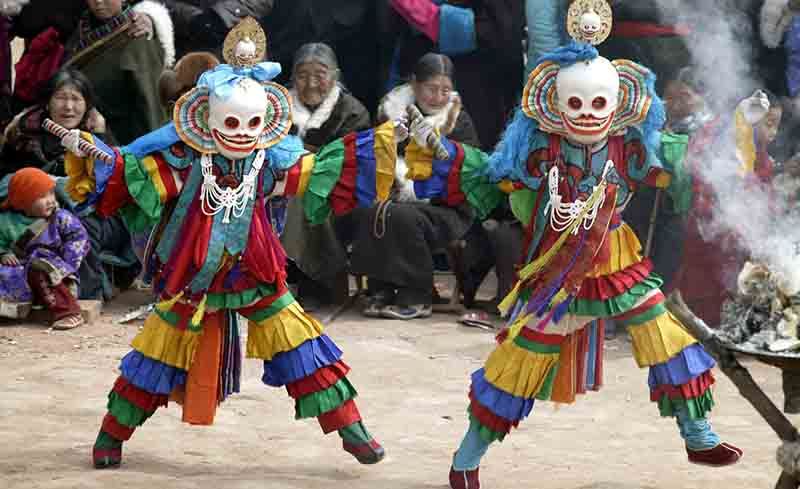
[3,167,56,211]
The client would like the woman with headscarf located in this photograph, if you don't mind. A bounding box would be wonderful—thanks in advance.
[278,43,372,310]
[0,69,136,302]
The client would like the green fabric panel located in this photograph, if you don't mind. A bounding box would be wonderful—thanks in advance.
[468,412,507,443]
[153,307,180,326]
[0,211,33,254]
[338,421,372,445]
[617,302,667,327]
[123,153,162,222]
[512,335,562,354]
[295,378,358,419]
[107,392,152,427]
[660,132,692,214]
[460,144,503,220]
[118,202,156,234]
[569,274,663,317]
[244,291,295,323]
[94,430,122,449]
[207,283,277,310]
[656,390,715,419]
[303,139,346,225]
[510,188,538,228]
[534,362,559,401]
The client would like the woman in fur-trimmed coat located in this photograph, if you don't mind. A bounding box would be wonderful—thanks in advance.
[344,53,481,320]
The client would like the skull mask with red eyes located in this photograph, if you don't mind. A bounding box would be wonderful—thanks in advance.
[556,56,619,145]
[207,77,268,160]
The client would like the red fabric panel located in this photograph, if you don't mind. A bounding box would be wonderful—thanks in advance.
[112,377,169,412]
[650,371,716,401]
[96,151,132,217]
[101,413,135,441]
[330,133,358,216]
[286,361,351,399]
[316,399,362,433]
[445,142,466,206]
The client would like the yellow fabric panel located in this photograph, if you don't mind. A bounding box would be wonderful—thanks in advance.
[588,223,643,277]
[63,132,96,203]
[131,313,201,370]
[296,154,315,197]
[373,120,398,201]
[734,108,756,176]
[404,140,434,180]
[655,171,671,189]
[246,301,324,360]
[141,155,168,203]
[627,311,698,367]
[497,180,515,194]
[483,339,560,399]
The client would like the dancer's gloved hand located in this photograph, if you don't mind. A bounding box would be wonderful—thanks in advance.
[61,129,87,158]
[393,116,409,143]
[409,115,437,149]
[739,89,771,125]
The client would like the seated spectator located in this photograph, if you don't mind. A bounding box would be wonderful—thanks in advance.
[346,53,480,320]
[2,69,139,302]
[0,168,89,329]
[278,42,372,310]
[2,69,109,178]
[62,0,175,144]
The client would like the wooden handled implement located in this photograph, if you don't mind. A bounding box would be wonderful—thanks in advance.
[42,118,115,164]
[666,291,800,489]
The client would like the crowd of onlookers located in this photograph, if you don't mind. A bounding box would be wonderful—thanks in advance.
[0,0,799,331]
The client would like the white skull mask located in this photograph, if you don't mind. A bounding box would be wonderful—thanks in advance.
[579,10,603,43]
[556,57,619,145]
[208,78,268,160]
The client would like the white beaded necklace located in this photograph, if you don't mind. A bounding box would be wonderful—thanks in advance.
[199,150,265,223]
[545,160,614,234]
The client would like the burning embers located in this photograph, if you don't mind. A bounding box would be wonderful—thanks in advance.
[720,262,800,354]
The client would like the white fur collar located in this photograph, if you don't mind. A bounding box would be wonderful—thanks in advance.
[0,0,29,16]
[379,84,458,133]
[133,0,176,67]
[289,84,342,140]
[380,84,462,203]
[760,0,793,49]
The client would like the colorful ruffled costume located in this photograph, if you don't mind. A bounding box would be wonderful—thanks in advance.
[402,41,742,488]
[63,19,398,470]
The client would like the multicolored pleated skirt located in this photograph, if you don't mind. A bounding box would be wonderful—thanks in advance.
[468,223,717,443]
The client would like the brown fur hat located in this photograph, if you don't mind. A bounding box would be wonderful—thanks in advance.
[158,51,221,109]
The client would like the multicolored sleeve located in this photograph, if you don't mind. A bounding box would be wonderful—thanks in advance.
[270,121,397,225]
[620,127,671,190]
[404,137,506,220]
[65,133,189,231]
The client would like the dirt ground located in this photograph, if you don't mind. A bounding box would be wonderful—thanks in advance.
[0,287,790,489]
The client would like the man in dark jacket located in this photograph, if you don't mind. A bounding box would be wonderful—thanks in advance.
[163,0,274,57]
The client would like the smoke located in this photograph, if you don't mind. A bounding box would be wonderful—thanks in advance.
[654,1,800,294]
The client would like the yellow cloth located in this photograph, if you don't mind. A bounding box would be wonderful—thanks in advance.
[404,140,434,180]
[63,131,96,203]
[627,311,698,367]
[374,120,399,201]
[246,301,324,360]
[131,313,201,370]
[483,339,560,399]
[587,223,643,277]
[734,108,756,176]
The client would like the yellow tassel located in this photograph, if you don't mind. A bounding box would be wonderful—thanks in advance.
[498,282,521,316]
[549,288,568,308]
[156,291,184,312]
[190,294,208,328]
[504,312,533,344]
[498,177,607,319]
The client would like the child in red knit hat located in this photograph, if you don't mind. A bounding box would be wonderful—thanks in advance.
[0,167,89,329]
